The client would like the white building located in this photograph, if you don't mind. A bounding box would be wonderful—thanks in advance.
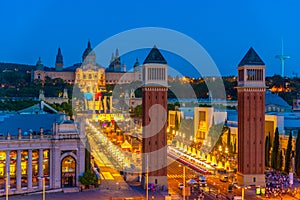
[0,113,86,195]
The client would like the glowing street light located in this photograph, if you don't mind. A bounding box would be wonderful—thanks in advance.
[5,171,9,200]
[225,147,229,154]
[179,164,186,200]
[38,176,49,200]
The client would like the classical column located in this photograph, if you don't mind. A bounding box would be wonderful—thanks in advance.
[38,149,44,190]
[5,150,10,192]
[27,149,33,190]
[52,147,61,189]
[16,150,22,191]
[48,149,53,188]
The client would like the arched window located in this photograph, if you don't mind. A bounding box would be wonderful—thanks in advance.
[61,156,76,187]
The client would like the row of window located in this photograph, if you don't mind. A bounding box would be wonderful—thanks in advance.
[147,68,166,81]
[77,74,104,80]
[238,69,264,81]
[0,150,49,189]
[148,95,165,100]
[246,95,263,100]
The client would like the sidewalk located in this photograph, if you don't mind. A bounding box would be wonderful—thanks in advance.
[0,185,173,200]
[0,188,144,200]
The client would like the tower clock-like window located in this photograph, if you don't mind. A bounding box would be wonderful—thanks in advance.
[147,67,166,81]
[247,69,255,80]
[246,69,263,81]
[238,70,244,81]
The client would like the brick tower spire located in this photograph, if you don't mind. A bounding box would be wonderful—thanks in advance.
[142,45,168,190]
[237,47,266,187]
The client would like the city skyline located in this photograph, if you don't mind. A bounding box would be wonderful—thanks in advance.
[1,34,300,199]
[1,0,300,77]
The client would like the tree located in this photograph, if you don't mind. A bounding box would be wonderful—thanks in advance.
[79,170,98,187]
[265,132,272,168]
[271,128,280,170]
[295,130,300,176]
[284,131,293,173]
[130,104,142,117]
[265,134,270,168]
[167,102,180,111]
[279,150,284,171]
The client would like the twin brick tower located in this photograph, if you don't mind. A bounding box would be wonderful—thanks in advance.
[142,46,169,188]
[140,46,266,189]
[237,47,266,186]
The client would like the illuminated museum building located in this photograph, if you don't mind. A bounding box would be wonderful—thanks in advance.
[33,42,142,85]
[0,113,85,195]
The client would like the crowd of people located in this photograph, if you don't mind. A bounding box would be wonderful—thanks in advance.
[265,187,282,198]
[265,170,292,198]
[198,190,205,200]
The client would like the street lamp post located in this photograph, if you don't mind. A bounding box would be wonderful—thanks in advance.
[146,155,149,200]
[242,187,245,200]
[179,165,186,200]
[5,171,9,200]
[43,177,45,200]
[183,165,186,200]
[38,176,48,200]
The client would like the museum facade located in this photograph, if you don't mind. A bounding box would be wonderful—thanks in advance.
[0,113,86,195]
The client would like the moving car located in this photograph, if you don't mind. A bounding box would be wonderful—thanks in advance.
[199,176,207,187]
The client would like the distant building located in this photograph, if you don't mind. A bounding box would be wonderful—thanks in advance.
[168,110,181,130]
[75,41,106,90]
[74,41,108,113]
[124,89,142,111]
[38,89,69,104]
[265,91,292,112]
[33,52,77,84]
[2,41,142,86]
[105,56,142,84]
[293,94,300,111]
[33,42,104,84]
[194,107,226,143]
[105,49,126,72]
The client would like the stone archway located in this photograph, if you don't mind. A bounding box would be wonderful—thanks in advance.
[61,155,76,187]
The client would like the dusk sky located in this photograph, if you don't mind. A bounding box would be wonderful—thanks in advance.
[1,0,300,77]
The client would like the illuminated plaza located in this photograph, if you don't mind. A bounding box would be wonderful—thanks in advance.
[1,1,300,199]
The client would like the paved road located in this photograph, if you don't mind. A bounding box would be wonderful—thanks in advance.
[0,189,144,200]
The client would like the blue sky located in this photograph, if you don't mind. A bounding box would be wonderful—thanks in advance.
[0,0,300,77]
